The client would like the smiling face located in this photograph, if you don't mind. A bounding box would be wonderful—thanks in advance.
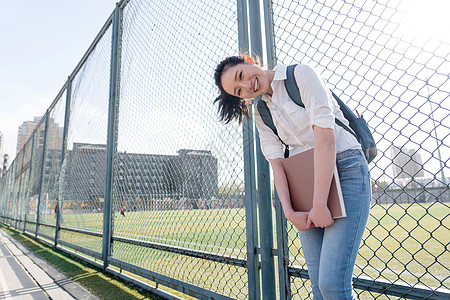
[220,63,272,100]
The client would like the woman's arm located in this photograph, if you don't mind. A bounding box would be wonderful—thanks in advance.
[255,103,312,230]
[292,64,337,228]
[307,125,336,228]
[269,158,314,231]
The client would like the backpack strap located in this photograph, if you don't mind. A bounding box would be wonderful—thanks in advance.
[284,64,304,107]
[285,64,358,140]
[331,92,358,140]
[256,96,290,158]
[255,95,277,135]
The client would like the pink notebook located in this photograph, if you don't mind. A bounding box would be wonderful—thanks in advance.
[281,148,346,219]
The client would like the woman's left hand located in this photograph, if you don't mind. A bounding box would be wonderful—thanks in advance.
[286,210,315,231]
[307,205,334,228]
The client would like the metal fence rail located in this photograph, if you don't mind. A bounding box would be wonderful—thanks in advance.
[0,0,449,299]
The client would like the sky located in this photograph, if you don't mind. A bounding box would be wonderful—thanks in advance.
[272,0,450,181]
[0,0,116,161]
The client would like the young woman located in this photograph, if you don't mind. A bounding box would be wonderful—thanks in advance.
[214,55,371,299]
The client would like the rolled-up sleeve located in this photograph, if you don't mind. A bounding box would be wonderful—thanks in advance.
[254,110,284,160]
[295,65,335,130]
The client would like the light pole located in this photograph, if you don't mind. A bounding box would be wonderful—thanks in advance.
[426,78,446,185]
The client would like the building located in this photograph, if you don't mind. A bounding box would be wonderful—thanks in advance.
[178,149,219,200]
[62,143,107,202]
[40,149,63,198]
[61,143,218,205]
[115,150,182,199]
[390,146,424,179]
[1,154,8,179]
[16,116,42,153]
[16,116,63,154]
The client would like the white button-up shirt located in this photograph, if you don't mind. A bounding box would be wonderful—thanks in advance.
[254,63,361,160]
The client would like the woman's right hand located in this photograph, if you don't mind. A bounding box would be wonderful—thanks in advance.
[285,210,315,231]
[268,159,314,231]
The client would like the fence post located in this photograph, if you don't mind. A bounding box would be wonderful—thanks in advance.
[14,149,26,229]
[238,0,261,299]
[35,112,49,237]
[54,78,72,248]
[261,1,291,299]
[102,4,121,270]
[275,195,290,298]
[248,0,277,299]
[6,161,16,226]
[0,181,3,223]
[23,134,36,233]
[0,181,2,222]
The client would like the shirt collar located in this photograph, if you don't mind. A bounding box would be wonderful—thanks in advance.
[260,63,286,102]
[272,63,287,81]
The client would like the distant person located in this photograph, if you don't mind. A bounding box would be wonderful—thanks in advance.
[213,55,371,299]
[120,204,126,217]
[54,203,63,221]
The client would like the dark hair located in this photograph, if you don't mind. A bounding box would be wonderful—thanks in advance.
[214,56,249,124]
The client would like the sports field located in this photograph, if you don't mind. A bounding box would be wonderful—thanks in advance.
[52,201,448,299]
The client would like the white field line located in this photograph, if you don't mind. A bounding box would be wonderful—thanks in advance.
[356,264,449,282]
[121,234,448,282]
[290,259,448,283]
[124,233,246,258]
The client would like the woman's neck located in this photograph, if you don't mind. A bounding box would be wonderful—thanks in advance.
[264,69,275,96]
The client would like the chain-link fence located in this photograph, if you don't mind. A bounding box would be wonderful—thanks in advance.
[0,0,449,299]
[268,0,449,299]
[38,90,67,240]
[109,0,248,298]
[56,15,113,258]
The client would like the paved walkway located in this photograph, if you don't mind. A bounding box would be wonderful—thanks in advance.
[0,228,98,300]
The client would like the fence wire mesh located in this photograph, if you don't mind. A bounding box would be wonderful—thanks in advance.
[24,142,37,233]
[35,93,67,240]
[271,0,449,298]
[15,146,29,230]
[31,117,48,228]
[1,158,16,222]
[8,147,21,226]
[1,0,449,299]
[57,23,112,255]
[110,0,246,298]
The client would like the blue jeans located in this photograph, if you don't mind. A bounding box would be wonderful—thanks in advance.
[298,149,371,300]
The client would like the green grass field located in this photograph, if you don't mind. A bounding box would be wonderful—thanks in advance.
[47,201,448,299]
[0,224,163,300]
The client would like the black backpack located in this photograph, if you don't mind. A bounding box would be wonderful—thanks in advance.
[256,64,377,163]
